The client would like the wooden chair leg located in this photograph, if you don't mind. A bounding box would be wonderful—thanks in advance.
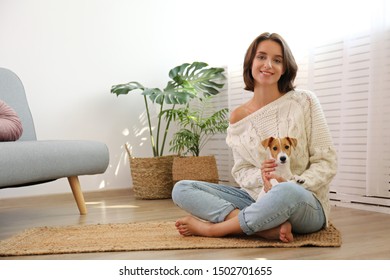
[67,176,87,215]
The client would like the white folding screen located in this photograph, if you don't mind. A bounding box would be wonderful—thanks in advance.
[366,28,390,199]
[306,32,390,213]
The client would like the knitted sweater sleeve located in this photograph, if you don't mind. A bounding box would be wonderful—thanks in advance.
[230,148,263,196]
[299,92,338,193]
[226,121,264,199]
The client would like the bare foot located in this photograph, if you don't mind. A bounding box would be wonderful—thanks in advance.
[175,216,213,237]
[279,222,294,242]
[257,221,294,243]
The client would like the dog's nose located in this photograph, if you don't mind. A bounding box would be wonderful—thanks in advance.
[280,156,287,163]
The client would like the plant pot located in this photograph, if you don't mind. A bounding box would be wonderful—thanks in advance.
[125,146,175,199]
[172,155,219,184]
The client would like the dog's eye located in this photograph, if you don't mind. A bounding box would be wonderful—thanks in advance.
[272,147,278,151]
[285,145,290,149]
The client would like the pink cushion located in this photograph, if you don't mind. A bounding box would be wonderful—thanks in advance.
[0,100,23,141]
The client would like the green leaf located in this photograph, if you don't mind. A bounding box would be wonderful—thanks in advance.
[169,63,191,80]
[141,88,164,104]
[111,81,145,96]
[168,62,226,100]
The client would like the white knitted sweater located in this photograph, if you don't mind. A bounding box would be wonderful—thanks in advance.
[226,89,337,226]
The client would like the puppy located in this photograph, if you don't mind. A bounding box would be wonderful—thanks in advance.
[257,136,305,201]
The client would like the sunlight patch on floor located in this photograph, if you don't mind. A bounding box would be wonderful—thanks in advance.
[97,205,139,209]
[85,201,139,209]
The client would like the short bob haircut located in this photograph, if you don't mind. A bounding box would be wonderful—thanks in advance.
[243,32,298,93]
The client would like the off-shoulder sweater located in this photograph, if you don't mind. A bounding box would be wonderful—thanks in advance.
[226,89,337,226]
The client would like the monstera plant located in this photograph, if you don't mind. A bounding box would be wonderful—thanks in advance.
[111,62,225,157]
[111,62,226,199]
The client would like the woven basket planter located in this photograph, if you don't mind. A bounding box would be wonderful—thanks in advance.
[125,145,175,199]
[172,155,219,184]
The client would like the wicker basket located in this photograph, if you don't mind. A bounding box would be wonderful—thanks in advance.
[172,155,219,184]
[125,145,175,199]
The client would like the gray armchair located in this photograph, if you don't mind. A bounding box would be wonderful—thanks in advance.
[0,67,109,215]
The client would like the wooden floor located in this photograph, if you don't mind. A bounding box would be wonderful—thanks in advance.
[1,188,390,260]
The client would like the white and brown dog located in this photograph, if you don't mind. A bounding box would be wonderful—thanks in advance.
[257,136,305,201]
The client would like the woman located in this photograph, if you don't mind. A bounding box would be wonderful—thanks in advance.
[171,32,337,242]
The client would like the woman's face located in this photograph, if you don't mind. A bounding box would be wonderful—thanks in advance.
[251,39,285,89]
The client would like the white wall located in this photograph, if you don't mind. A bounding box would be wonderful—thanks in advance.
[0,0,376,198]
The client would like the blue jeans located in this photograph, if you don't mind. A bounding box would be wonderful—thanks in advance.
[171,180,325,235]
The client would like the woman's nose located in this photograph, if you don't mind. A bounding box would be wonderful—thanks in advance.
[264,59,272,69]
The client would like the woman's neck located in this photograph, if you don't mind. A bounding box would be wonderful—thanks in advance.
[252,85,283,108]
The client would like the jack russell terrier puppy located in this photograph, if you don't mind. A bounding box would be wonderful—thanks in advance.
[257,136,305,202]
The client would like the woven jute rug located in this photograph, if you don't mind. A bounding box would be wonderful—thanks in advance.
[0,221,341,256]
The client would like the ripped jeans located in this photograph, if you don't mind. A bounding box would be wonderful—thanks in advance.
[171,180,325,235]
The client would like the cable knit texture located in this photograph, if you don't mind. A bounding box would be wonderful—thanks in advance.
[226,89,337,226]
[0,99,23,141]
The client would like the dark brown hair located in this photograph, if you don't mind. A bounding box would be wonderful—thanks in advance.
[243,32,298,93]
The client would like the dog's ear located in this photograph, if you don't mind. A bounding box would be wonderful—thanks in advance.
[285,137,298,148]
[261,137,274,149]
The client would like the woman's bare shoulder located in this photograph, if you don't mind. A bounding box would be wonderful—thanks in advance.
[230,104,250,124]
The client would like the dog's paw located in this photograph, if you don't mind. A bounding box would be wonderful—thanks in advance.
[293,175,305,184]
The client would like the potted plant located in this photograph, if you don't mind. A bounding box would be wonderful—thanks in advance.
[168,95,229,184]
[111,62,225,199]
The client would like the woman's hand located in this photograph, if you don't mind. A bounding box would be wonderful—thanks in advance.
[261,159,287,192]
[261,159,277,192]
